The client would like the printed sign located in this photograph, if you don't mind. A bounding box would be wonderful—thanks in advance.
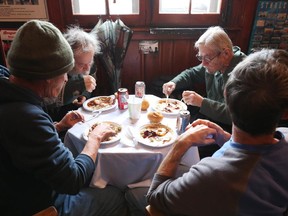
[0,0,48,21]
[0,29,17,66]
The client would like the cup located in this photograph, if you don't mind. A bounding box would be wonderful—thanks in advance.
[128,95,142,120]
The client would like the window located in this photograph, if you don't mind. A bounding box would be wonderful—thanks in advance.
[152,0,226,27]
[72,0,139,15]
[63,0,229,28]
[63,0,144,27]
[159,0,221,14]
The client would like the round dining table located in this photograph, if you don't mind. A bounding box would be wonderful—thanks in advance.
[64,94,200,189]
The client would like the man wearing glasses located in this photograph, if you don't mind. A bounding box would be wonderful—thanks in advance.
[163,26,245,129]
[162,26,246,157]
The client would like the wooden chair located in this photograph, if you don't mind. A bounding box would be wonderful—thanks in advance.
[145,205,165,216]
[32,206,58,216]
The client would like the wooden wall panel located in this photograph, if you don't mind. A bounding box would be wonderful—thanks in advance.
[171,40,198,73]
[120,41,141,92]
[159,41,174,75]
[143,52,160,82]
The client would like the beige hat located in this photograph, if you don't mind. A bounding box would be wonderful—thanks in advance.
[7,20,74,79]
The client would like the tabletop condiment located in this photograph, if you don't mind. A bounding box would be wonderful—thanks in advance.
[117,88,129,110]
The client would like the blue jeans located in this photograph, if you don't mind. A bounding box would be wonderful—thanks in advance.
[125,164,190,216]
[55,185,128,216]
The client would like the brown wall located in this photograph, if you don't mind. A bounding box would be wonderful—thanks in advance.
[1,0,259,96]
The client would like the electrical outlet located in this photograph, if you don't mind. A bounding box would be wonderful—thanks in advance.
[139,40,158,54]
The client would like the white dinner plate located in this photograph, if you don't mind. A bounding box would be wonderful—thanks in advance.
[152,98,187,116]
[82,121,122,145]
[82,95,117,112]
[136,123,177,148]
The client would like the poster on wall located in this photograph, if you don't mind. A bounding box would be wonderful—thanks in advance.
[0,0,48,21]
[0,29,17,66]
[248,0,288,54]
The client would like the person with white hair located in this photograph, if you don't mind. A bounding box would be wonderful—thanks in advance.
[163,26,245,131]
[46,25,101,122]
[162,26,246,158]
[62,25,100,106]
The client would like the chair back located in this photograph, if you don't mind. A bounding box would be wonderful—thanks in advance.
[32,206,58,216]
[145,205,165,216]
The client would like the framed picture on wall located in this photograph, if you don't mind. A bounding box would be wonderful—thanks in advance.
[0,0,48,22]
[0,29,17,66]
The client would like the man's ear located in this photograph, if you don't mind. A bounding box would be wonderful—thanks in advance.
[222,48,229,56]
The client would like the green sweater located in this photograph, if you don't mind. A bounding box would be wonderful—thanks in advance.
[171,46,246,125]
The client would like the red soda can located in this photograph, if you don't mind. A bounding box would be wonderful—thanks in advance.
[117,88,129,110]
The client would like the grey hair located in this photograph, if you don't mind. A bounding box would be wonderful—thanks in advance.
[225,49,288,135]
[63,25,100,55]
[195,26,233,52]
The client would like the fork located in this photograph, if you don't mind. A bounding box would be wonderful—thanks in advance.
[80,110,102,124]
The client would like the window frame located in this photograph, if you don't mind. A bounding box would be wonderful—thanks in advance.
[61,0,230,29]
[151,0,229,27]
[62,0,148,28]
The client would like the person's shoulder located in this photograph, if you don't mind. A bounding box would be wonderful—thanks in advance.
[185,64,205,73]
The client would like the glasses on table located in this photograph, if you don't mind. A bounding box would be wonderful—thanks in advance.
[196,51,222,63]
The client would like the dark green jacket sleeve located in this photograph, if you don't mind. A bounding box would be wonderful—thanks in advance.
[63,74,91,105]
[170,64,206,91]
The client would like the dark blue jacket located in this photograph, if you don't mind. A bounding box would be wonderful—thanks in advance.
[0,77,95,215]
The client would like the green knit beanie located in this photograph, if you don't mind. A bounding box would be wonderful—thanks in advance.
[7,20,74,80]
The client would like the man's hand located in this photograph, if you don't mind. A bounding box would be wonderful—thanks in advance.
[177,123,217,149]
[55,111,84,132]
[191,119,231,146]
[182,90,203,107]
[82,123,116,162]
[162,81,176,96]
[89,124,116,144]
[83,75,96,92]
[73,95,87,106]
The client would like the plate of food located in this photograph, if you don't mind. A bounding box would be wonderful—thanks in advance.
[83,95,117,112]
[82,121,122,144]
[136,123,177,148]
[152,98,187,116]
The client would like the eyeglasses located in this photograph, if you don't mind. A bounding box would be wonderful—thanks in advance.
[196,52,221,63]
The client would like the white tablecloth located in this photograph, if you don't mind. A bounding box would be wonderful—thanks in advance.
[64,95,200,189]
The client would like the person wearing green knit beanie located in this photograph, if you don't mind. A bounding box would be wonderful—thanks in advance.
[8,20,74,79]
[0,20,128,215]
